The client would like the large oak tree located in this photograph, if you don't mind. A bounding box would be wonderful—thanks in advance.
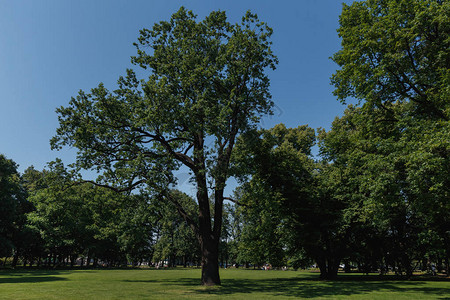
[51,7,277,285]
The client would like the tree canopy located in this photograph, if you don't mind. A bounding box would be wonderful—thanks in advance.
[51,7,277,285]
[0,155,25,258]
[332,0,449,120]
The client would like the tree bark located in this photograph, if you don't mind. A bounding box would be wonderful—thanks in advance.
[343,259,351,273]
[193,134,222,286]
[200,236,221,286]
[52,253,56,268]
[12,251,19,268]
[70,255,75,268]
[196,183,221,285]
[445,257,449,277]
[317,257,340,280]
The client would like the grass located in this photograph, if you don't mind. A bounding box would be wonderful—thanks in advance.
[0,268,448,299]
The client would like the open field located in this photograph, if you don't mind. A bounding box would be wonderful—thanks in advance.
[0,268,448,300]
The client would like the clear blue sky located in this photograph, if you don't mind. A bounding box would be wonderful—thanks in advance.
[1,0,352,194]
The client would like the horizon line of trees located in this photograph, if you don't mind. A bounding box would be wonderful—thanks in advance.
[0,158,201,269]
[1,104,448,276]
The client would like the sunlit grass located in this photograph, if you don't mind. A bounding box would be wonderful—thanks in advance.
[0,268,448,299]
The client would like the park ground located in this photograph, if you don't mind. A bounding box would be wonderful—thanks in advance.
[0,268,448,299]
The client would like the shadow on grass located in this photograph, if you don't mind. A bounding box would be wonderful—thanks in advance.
[0,269,67,276]
[213,278,449,299]
[0,276,68,284]
[0,269,96,276]
[0,269,98,284]
[126,274,450,299]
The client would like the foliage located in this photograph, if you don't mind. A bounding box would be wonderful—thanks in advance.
[51,7,277,285]
[318,103,449,275]
[232,124,328,271]
[326,0,450,276]
[24,161,158,267]
[0,155,25,257]
[332,0,449,120]
[152,190,199,267]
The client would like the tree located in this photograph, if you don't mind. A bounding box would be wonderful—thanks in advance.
[9,166,40,267]
[318,106,403,275]
[218,203,236,268]
[25,161,159,268]
[233,180,287,269]
[0,154,25,259]
[332,0,449,121]
[26,160,92,267]
[319,103,450,276]
[152,190,199,268]
[330,0,449,275]
[51,7,277,285]
[117,193,158,267]
[231,124,349,276]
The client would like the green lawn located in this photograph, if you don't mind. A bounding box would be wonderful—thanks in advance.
[0,268,448,299]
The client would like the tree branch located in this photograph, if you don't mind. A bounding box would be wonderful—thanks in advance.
[224,196,250,207]
[166,192,199,235]
[71,178,146,193]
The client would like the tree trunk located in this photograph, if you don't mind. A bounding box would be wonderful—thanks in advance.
[12,251,19,268]
[327,258,340,279]
[50,253,54,268]
[402,254,413,277]
[317,257,340,280]
[445,257,449,277]
[193,145,222,286]
[343,259,351,273]
[200,236,221,286]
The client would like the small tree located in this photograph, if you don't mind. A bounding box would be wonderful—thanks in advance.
[52,7,277,285]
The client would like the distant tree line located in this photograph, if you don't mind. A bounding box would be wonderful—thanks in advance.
[0,157,200,268]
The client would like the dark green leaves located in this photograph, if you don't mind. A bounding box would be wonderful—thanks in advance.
[332,0,449,120]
